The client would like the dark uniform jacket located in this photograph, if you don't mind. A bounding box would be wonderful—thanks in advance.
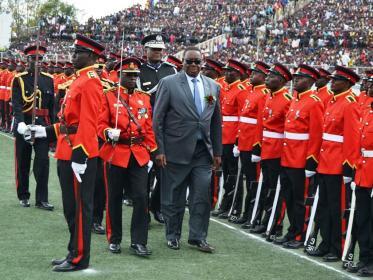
[12,71,55,127]
[138,62,177,107]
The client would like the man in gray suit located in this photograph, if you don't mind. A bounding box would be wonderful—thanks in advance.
[153,46,222,253]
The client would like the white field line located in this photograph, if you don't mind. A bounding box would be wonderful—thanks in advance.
[211,218,361,280]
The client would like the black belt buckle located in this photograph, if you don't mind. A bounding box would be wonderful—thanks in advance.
[130,137,136,146]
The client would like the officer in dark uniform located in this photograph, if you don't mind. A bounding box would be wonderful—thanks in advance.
[12,45,54,210]
[138,34,177,223]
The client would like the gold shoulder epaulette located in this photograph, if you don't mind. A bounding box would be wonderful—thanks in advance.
[283,93,292,101]
[237,84,246,90]
[15,71,28,78]
[327,89,333,95]
[58,79,74,90]
[346,95,356,103]
[87,71,98,79]
[135,89,151,96]
[263,88,269,95]
[310,94,321,102]
[103,86,117,94]
[41,72,54,79]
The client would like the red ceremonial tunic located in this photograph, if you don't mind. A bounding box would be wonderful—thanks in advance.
[281,89,324,169]
[317,89,360,175]
[98,87,157,168]
[261,87,292,160]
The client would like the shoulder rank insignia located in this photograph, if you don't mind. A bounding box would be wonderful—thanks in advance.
[346,95,356,103]
[87,71,98,79]
[283,93,292,101]
[135,89,151,97]
[41,72,54,79]
[237,84,246,90]
[15,71,28,78]
[263,88,269,95]
[310,94,321,102]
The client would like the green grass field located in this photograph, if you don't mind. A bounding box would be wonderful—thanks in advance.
[0,132,361,280]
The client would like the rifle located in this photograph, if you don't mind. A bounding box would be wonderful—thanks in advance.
[29,22,42,145]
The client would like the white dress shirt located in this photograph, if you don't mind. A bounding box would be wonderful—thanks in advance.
[185,73,205,112]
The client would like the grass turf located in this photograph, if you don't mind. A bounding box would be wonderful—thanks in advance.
[0,133,356,280]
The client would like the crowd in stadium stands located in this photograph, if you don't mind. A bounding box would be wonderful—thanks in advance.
[7,0,372,67]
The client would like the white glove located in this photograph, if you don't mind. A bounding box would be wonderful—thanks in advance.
[147,160,153,173]
[343,176,352,184]
[108,128,121,141]
[28,125,47,138]
[17,122,28,135]
[350,181,356,191]
[305,170,316,178]
[233,145,240,157]
[71,162,87,183]
[371,189,373,198]
[251,154,261,163]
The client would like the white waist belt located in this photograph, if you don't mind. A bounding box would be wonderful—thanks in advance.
[0,86,5,89]
[263,131,284,139]
[6,87,11,90]
[223,116,239,122]
[239,117,257,124]
[285,132,309,140]
[362,150,373,158]
[322,133,344,143]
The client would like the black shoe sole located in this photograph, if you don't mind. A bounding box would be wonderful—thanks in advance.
[130,247,152,256]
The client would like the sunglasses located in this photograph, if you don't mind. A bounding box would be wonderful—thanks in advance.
[185,59,202,65]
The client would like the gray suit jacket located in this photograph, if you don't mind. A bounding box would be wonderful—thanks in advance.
[153,71,222,164]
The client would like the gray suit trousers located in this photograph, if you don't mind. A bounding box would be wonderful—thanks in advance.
[161,141,212,241]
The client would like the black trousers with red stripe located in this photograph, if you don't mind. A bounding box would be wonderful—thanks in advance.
[57,158,97,268]
[0,100,5,129]
[15,132,50,202]
[355,186,373,265]
[220,144,239,212]
[232,151,258,218]
[105,155,149,245]
[280,167,306,240]
[93,158,106,225]
[316,174,342,257]
[260,158,284,231]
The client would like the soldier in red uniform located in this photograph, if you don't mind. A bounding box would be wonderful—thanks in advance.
[233,61,270,227]
[275,65,324,249]
[32,34,105,271]
[166,55,183,72]
[99,57,156,256]
[309,66,361,262]
[201,58,224,81]
[251,63,293,240]
[211,59,246,219]
[358,70,373,116]
[349,76,373,277]
[4,60,16,132]
[0,59,9,130]
[316,68,333,107]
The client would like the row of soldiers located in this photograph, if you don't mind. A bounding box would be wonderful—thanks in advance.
[2,33,373,275]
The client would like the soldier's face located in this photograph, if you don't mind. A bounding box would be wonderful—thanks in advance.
[250,71,265,86]
[224,69,240,84]
[294,75,313,93]
[183,50,202,77]
[147,48,163,63]
[367,81,373,97]
[202,68,218,80]
[121,72,138,89]
[330,78,350,94]
[265,72,284,91]
[72,50,95,70]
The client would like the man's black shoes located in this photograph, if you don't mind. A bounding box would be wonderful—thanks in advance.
[19,199,30,207]
[188,240,215,253]
[130,244,152,256]
[109,243,121,254]
[167,239,180,250]
[52,260,87,272]
[153,211,165,224]
[35,201,54,211]
[92,223,105,235]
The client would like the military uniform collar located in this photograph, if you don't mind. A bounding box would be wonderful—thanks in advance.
[146,61,163,70]
[332,89,351,101]
[270,87,286,97]
[253,84,266,91]
[227,79,241,90]
[297,89,313,100]
[76,65,96,77]
[317,85,328,92]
